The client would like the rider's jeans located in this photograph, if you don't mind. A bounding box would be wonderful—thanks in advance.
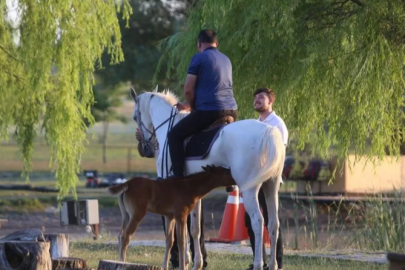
[167,109,238,177]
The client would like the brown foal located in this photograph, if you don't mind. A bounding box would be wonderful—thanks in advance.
[107,165,236,270]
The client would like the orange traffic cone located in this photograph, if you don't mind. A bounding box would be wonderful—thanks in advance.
[231,192,250,241]
[263,225,271,247]
[209,187,239,243]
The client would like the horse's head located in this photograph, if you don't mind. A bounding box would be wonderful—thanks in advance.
[130,86,158,158]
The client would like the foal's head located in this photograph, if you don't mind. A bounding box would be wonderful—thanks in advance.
[201,165,235,186]
[201,165,231,175]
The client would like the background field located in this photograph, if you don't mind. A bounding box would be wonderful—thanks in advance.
[0,106,404,269]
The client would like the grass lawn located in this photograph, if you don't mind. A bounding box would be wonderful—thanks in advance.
[70,242,386,270]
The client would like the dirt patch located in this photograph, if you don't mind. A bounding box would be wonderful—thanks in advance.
[0,193,361,250]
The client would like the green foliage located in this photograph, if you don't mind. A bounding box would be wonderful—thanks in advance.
[0,0,132,199]
[91,80,128,125]
[156,0,405,162]
[95,0,189,91]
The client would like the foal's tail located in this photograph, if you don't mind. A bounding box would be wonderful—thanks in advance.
[239,125,285,192]
[106,183,128,196]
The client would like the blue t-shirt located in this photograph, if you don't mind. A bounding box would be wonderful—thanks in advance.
[187,47,238,111]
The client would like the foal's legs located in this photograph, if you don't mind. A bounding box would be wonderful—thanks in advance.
[184,224,191,268]
[118,194,130,261]
[190,199,203,270]
[162,216,175,270]
[120,209,147,263]
[175,215,188,270]
[243,186,265,270]
[261,176,281,270]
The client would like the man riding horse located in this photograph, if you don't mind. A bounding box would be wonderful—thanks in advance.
[135,29,238,269]
[167,29,238,179]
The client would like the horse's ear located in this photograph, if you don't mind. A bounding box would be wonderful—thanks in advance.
[153,85,158,93]
[202,165,214,173]
[130,87,137,101]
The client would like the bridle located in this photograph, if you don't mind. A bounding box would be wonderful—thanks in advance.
[135,94,178,153]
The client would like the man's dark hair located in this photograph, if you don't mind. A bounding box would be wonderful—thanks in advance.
[198,29,218,44]
[254,88,276,100]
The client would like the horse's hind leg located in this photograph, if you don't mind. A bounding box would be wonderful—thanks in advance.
[118,194,130,261]
[121,209,147,263]
[243,186,265,270]
[162,216,175,270]
[261,176,281,270]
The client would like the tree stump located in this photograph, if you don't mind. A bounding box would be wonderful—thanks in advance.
[0,241,52,270]
[59,269,95,270]
[97,260,164,270]
[387,252,405,270]
[44,234,69,259]
[52,257,87,270]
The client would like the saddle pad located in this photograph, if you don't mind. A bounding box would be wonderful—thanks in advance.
[184,125,225,160]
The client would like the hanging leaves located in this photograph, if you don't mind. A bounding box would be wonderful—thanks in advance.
[156,0,405,162]
[0,0,132,199]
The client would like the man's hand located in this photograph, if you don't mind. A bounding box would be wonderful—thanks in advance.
[135,128,143,142]
[176,102,191,111]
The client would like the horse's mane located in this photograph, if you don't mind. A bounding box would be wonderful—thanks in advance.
[162,167,231,183]
[153,89,179,106]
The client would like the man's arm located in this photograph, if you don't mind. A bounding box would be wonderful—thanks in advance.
[184,54,200,110]
[184,74,197,109]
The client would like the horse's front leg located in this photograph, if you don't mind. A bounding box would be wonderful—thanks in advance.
[190,199,203,270]
[243,187,264,270]
[162,216,175,270]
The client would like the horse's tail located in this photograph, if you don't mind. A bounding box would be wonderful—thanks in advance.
[106,183,128,196]
[239,125,285,192]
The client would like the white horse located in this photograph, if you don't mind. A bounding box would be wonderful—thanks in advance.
[130,86,286,270]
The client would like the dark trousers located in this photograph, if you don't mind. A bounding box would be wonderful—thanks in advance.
[245,188,283,269]
[167,109,238,176]
[161,200,207,268]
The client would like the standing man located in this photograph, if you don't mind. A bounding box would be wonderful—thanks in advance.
[167,29,238,179]
[245,87,288,270]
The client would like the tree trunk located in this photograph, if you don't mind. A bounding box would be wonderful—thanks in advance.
[0,241,52,270]
[59,269,95,270]
[44,234,69,259]
[387,252,405,270]
[52,257,87,270]
[58,269,95,270]
[97,260,164,270]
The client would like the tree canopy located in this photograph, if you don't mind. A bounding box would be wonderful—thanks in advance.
[95,0,189,91]
[0,0,131,198]
[156,0,405,162]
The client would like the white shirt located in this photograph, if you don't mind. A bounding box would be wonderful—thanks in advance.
[258,111,288,145]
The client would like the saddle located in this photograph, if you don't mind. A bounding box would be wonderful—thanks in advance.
[206,116,235,130]
[184,115,235,160]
